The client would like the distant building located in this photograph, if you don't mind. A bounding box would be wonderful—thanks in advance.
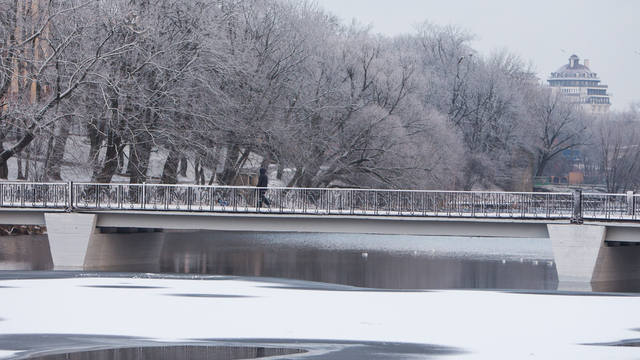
[547,54,611,114]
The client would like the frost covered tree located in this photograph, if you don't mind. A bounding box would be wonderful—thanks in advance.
[526,87,590,177]
[0,0,598,190]
[408,23,536,190]
[0,0,154,180]
[586,110,640,193]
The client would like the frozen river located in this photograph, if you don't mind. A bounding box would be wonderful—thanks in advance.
[1,232,640,359]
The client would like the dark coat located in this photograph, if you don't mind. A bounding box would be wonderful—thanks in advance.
[257,168,268,188]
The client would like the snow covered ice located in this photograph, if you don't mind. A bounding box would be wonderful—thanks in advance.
[1,273,640,359]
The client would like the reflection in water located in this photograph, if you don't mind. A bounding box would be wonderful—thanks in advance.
[591,280,640,293]
[8,231,640,292]
[27,346,306,360]
[159,231,559,291]
[0,235,52,270]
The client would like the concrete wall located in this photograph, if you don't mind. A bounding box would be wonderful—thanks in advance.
[548,224,640,283]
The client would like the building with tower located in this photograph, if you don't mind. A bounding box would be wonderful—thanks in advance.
[547,54,611,114]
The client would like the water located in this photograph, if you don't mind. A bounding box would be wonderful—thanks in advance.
[0,235,52,271]
[0,231,559,291]
[26,344,307,360]
[6,231,640,293]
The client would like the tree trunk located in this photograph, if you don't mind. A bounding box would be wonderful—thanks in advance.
[219,134,240,185]
[91,92,121,183]
[161,146,180,184]
[276,162,284,180]
[194,157,205,185]
[129,141,152,184]
[288,165,313,188]
[0,132,8,179]
[0,143,7,179]
[179,155,188,177]
[16,157,24,180]
[45,117,72,181]
[0,130,35,176]
[91,130,122,183]
[43,131,56,178]
[535,154,550,177]
[24,151,30,180]
[87,119,104,171]
[207,146,221,185]
[209,148,220,185]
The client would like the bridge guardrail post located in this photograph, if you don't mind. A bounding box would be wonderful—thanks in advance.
[232,187,237,212]
[117,184,122,209]
[188,186,192,211]
[164,186,169,210]
[626,191,634,216]
[208,187,213,212]
[142,182,146,210]
[571,189,582,224]
[68,181,74,211]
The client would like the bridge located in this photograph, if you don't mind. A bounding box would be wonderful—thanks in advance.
[1,181,639,287]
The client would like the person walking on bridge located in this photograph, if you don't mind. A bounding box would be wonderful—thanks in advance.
[257,167,270,208]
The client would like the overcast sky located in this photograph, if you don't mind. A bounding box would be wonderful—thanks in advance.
[313,0,640,111]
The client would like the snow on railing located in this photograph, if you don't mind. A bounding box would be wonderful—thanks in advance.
[581,192,638,220]
[68,182,576,219]
[0,181,637,220]
[0,182,69,208]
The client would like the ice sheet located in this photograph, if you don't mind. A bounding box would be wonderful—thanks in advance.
[0,275,639,359]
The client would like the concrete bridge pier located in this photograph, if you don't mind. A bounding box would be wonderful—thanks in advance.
[548,224,640,285]
[44,213,165,271]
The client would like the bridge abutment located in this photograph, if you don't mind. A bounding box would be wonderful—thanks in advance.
[45,213,96,269]
[45,213,165,271]
[548,224,640,284]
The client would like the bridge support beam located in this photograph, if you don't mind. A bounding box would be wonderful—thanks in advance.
[548,224,640,284]
[45,213,165,271]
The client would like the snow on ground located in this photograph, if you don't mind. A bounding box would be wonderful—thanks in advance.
[0,275,639,359]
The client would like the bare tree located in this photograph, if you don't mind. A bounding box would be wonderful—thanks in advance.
[409,24,536,189]
[0,0,596,192]
[527,87,590,177]
[591,115,640,193]
[0,0,145,179]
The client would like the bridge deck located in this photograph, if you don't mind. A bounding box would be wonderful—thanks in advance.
[2,181,637,281]
[0,182,638,230]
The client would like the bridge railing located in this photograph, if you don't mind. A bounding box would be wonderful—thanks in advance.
[68,182,576,219]
[72,183,258,212]
[582,192,638,220]
[1,181,637,220]
[264,187,576,218]
[0,182,69,208]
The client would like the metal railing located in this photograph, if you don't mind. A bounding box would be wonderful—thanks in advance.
[0,182,69,209]
[582,192,639,220]
[0,181,637,220]
[70,183,576,218]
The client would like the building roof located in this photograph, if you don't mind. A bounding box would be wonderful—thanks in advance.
[550,54,597,79]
